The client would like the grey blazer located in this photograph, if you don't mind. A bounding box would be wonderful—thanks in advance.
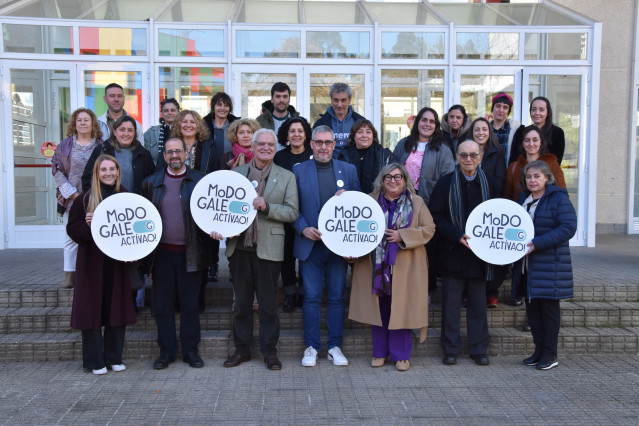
[225,163,299,262]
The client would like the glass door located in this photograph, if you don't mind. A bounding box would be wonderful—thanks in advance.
[522,68,590,246]
[232,65,303,123]
[3,61,76,248]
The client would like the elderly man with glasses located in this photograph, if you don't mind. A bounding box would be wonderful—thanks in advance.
[293,125,360,367]
[429,140,499,367]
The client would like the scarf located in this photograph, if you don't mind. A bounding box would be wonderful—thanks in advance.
[228,143,254,169]
[243,158,273,248]
[372,190,413,295]
[448,165,493,280]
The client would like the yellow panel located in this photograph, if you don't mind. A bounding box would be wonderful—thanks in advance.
[99,27,131,55]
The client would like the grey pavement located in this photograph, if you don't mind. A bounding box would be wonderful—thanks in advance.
[1,355,639,424]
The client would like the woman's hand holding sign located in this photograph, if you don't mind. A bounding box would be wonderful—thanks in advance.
[85,212,94,226]
[460,234,471,249]
[385,229,403,244]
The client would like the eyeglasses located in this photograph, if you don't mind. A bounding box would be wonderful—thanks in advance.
[458,152,480,160]
[383,174,404,182]
[312,140,335,147]
[165,149,184,156]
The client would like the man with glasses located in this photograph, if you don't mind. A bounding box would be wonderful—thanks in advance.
[429,140,498,367]
[293,125,360,367]
[141,137,209,370]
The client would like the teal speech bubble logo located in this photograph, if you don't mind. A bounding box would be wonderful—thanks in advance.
[229,201,250,214]
[133,220,155,233]
[357,220,378,233]
[505,228,526,241]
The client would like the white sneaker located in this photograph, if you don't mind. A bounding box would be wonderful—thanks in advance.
[110,364,126,372]
[327,347,348,366]
[92,367,107,375]
[302,346,318,367]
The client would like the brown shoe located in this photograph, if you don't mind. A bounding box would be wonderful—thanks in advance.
[62,271,75,289]
[396,360,410,371]
[371,357,385,368]
[264,354,282,371]
[223,352,250,368]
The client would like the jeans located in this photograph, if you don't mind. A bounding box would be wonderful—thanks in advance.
[300,242,347,351]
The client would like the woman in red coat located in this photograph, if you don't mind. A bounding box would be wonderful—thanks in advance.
[67,154,136,375]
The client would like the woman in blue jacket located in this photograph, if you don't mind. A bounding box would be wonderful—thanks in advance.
[512,160,577,370]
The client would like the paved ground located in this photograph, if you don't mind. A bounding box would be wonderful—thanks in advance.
[1,354,639,424]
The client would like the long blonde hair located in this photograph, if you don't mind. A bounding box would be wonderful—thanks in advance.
[87,154,121,213]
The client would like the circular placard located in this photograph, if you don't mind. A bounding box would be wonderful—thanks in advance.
[465,198,535,265]
[190,170,258,238]
[318,191,386,257]
[91,192,163,261]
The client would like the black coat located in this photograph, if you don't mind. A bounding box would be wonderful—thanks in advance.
[429,171,498,279]
[203,112,239,159]
[82,141,155,194]
[509,124,565,165]
[479,146,506,196]
[338,144,397,194]
[154,138,219,176]
[140,168,210,273]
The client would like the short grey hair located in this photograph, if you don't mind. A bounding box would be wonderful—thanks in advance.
[521,160,557,189]
[329,82,352,100]
[311,125,334,141]
[371,163,416,196]
[252,128,277,145]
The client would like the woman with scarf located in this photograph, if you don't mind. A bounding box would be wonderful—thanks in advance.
[349,163,435,371]
[67,154,136,375]
[52,108,103,289]
[338,119,397,194]
[144,98,180,165]
[221,118,261,170]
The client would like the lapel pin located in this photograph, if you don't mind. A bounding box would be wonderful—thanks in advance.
[337,179,344,188]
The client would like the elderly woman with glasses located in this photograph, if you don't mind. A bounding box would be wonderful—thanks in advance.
[349,163,435,371]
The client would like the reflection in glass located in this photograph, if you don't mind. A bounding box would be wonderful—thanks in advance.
[159,29,224,57]
[3,24,73,54]
[79,27,147,56]
[381,69,444,151]
[460,75,515,120]
[237,30,300,58]
[307,31,369,59]
[84,71,143,124]
[159,67,224,117]
[457,32,518,60]
[309,74,365,128]
[381,32,445,60]
[240,73,296,119]
[12,69,71,225]
[525,33,588,61]
[527,74,581,210]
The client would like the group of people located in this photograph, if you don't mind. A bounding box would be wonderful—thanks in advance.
[51,80,576,375]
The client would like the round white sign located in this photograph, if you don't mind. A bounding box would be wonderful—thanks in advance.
[190,170,258,238]
[91,192,163,261]
[318,191,386,257]
[465,198,535,265]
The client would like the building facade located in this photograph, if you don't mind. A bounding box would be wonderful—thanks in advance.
[1,0,632,249]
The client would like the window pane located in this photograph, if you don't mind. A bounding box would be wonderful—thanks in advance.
[239,73,296,119]
[368,3,443,25]
[236,30,300,58]
[309,73,365,128]
[237,0,300,24]
[303,2,369,25]
[84,71,143,124]
[307,31,369,59]
[158,29,224,57]
[159,67,224,117]
[79,27,147,56]
[525,33,588,61]
[3,24,73,54]
[459,75,514,120]
[527,74,582,210]
[12,69,71,225]
[457,32,519,60]
[159,0,234,22]
[381,69,445,151]
[381,32,445,60]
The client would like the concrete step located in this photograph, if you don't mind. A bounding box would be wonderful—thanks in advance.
[2,326,638,363]
[2,301,638,335]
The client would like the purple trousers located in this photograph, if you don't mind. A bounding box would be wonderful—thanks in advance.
[372,294,413,361]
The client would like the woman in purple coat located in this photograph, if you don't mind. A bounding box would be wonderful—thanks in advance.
[67,154,136,375]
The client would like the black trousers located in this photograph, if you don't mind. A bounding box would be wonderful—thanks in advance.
[441,276,490,356]
[486,264,508,299]
[82,326,125,370]
[230,250,280,357]
[281,223,301,296]
[525,296,561,362]
[153,248,203,357]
